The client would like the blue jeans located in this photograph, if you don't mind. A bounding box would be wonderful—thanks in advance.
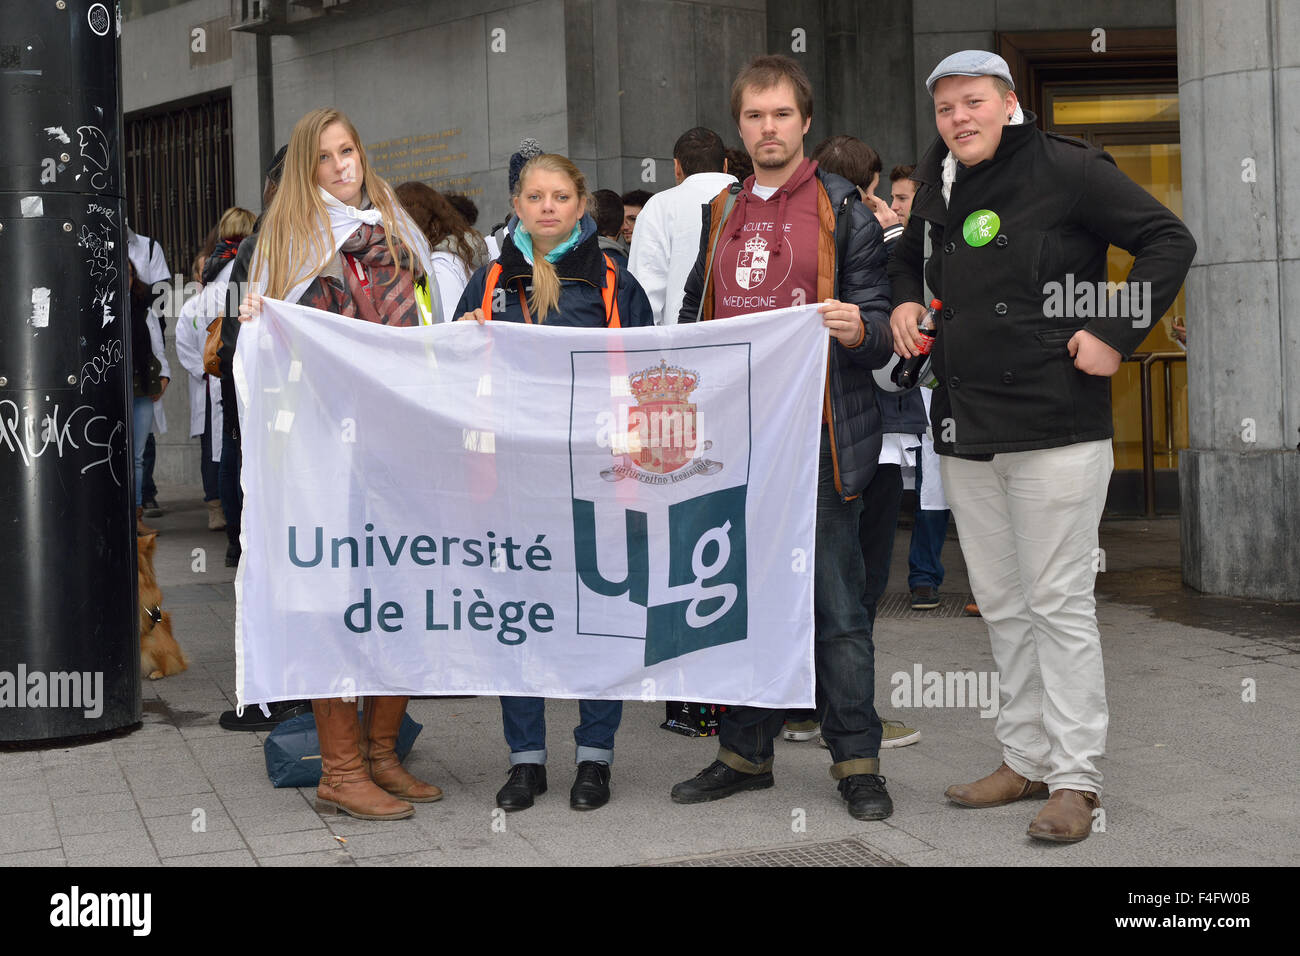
[786,461,901,726]
[908,451,949,590]
[219,431,242,549]
[132,396,155,508]
[720,426,882,776]
[500,697,622,766]
[859,463,902,627]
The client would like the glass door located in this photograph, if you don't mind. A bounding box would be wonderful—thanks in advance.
[1044,84,1188,473]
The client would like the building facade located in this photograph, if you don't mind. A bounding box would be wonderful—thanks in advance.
[120,0,1298,599]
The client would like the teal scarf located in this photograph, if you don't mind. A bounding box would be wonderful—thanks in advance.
[512,222,582,265]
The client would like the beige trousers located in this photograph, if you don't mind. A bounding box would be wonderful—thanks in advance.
[941,439,1112,794]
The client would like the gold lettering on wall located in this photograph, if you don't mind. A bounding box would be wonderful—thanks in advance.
[364,128,472,193]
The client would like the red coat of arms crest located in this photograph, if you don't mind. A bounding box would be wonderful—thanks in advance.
[626,359,700,474]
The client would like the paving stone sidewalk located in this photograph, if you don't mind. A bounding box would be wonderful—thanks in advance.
[2,484,1296,866]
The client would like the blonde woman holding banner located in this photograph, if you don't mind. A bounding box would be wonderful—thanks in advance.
[455,152,654,813]
[239,107,465,820]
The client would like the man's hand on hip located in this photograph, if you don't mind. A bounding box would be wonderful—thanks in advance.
[1068,329,1122,376]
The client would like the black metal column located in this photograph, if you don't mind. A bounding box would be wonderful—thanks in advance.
[1,0,140,741]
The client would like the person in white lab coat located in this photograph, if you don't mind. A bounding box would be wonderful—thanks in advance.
[627,127,736,326]
[127,224,171,515]
[128,260,170,535]
[174,207,256,530]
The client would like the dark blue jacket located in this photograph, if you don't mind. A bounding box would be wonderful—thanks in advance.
[455,215,653,328]
[879,386,929,436]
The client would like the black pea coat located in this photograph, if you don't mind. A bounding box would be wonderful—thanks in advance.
[889,112,1196,457]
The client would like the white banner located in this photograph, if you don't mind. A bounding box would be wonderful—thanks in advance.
[233,299,828,709]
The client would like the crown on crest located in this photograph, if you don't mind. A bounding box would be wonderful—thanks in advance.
[629,359,699,403]
[744,235,767,252]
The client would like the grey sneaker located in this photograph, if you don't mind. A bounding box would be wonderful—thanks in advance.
[910,586,940,610]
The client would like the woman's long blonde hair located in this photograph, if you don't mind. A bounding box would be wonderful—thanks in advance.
[253,107,420,299]
[513,154,589,322]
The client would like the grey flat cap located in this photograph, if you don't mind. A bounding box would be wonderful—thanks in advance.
[926,50,1014,94]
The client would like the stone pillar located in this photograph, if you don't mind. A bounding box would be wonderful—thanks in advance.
[566,0,766,194]
[231,31,273,213]
[765,0,919,163]
[1177,0,1300,600]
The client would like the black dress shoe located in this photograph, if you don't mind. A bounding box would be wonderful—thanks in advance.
[838,773,894,821]
[225,542,241,568]
[218,699,311,732]
[569,761,611,811]
[670,759,774,804]
[496,763,547,811]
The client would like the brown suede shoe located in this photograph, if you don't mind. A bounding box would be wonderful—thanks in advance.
[944,762,1049,808]
[1027,788,1100,843]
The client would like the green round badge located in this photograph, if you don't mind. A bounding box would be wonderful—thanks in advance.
[962,209,1000,247]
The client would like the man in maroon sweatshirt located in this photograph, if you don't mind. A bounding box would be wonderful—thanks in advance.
[672,55,897,821]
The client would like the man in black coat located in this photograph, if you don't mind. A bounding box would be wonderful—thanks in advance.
[889,51,1196,842]
[670,55,897,821]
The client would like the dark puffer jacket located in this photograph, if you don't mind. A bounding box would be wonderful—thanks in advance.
[455,215,653,329]
[679,169,893,499]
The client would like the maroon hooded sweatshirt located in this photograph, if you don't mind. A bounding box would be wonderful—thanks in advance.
[710,158,822,320]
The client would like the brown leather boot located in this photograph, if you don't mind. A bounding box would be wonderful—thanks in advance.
[1027,788,1100,843]
[313,698,414,820]
[362,696,443,802]
[944,762,1049,808]
[136,506,157,536]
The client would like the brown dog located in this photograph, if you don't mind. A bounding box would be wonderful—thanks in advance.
[137,532,188,680]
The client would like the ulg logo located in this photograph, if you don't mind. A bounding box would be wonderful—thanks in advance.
[50,886,151,936]
[573,486,747,665]
[573,346,749,666]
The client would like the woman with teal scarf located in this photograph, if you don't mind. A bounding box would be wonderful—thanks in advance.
[455,154,653,329]
[454,153,652,813]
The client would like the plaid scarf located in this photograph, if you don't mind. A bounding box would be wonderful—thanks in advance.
[298,222,421,327]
